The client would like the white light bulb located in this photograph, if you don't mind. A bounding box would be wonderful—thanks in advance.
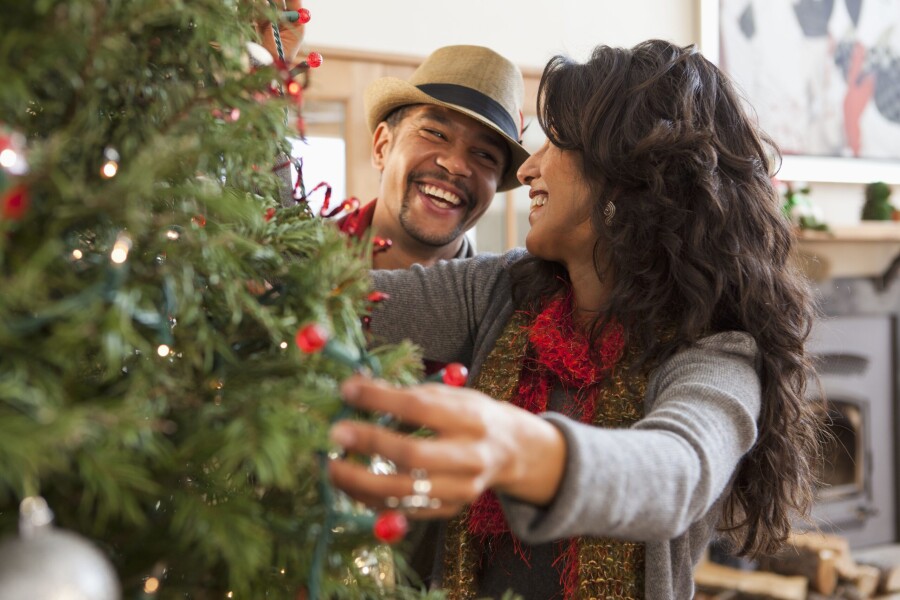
[100,160,119,178]
[110,234,131,264]
[0,148,17,168]
[156,344,170,357]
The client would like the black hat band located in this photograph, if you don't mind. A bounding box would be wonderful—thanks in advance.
[416,83,519,142]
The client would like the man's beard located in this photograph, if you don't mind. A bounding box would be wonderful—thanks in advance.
[397,172,472,247]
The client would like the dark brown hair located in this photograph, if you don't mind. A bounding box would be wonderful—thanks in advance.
[511,39,823,557]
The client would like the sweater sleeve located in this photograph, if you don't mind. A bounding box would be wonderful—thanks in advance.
[369,249,525,365]
[500,331,761,543]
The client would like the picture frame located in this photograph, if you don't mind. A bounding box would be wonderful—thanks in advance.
[699,0,900,184]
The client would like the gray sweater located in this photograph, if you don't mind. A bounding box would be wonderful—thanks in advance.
[371,250,761,599]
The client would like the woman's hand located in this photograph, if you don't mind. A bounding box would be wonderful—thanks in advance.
[254,0,305,65]
[327,375,568,519]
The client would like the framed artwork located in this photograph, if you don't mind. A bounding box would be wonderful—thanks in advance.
[700,0,900,183]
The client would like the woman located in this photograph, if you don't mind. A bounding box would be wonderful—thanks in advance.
[328,39,823,599]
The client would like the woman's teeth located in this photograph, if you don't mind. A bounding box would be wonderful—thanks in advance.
[530,195,547,209]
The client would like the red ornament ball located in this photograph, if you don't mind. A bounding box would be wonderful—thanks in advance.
[298,8,311,23]
[2,185,29,221]
[295,323,329,353]
[264,207,277,222]
[306,51,323,69]
[367,291,390,303]
[192,214,206,227]
[442,363,468,387]
[373,511,408,544]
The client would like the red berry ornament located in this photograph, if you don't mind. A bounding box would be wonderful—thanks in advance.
[373,511,408,544]
[264,207,276,222]
[298,8,311,23]
[442,363,468,387]
[1,185,29,221]
[306,52,323,68]
[295,323,329,353]
[372,237,392,253]
[367,291,390,303]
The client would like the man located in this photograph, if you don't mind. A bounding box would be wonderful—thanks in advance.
[339,45,529,269]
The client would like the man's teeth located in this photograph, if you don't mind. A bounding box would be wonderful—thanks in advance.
[419,184,461,206]
[530,195,547,209]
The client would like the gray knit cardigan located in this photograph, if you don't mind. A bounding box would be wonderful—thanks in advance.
[370,249,761,599]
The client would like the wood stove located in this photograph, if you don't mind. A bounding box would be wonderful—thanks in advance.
[804,315,897,549]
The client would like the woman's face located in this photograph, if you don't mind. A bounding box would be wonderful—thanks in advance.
[516,140,597,270]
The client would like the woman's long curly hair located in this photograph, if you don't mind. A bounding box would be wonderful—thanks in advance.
[510,39,824,557]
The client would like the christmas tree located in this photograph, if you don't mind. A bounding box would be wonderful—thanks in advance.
[0,1,428,598]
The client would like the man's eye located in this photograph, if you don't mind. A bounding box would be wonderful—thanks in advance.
[424,129,446,139]
[476,151,497,163]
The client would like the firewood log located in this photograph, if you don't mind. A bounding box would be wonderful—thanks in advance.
[694,561,808,600]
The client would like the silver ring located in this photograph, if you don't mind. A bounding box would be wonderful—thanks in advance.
[396,468,441,511]
[399,494,442,510]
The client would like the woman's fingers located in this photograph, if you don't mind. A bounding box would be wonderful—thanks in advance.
[328,374,566,513]
[340,375,491,436]
[331,420,488,476]
[327,458,475,520]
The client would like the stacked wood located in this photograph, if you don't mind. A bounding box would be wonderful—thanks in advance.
[852,545,900,594]
[763,532,884,598]
[694,535,900,600]
[694,561,808,600]
[758,541,838,594]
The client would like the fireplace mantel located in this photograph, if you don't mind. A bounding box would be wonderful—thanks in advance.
[795,222,900,286]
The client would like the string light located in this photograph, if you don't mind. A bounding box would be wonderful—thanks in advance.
[100,147,120,179]
[0,148,17,168]
[110,233,132,264]
[0,132,27,174]
[279,341,288,349]
[71,249,83,260]
[166,229,180,240]
[143,577,160,594]
[100,161,118,178]
[157,344,170,357]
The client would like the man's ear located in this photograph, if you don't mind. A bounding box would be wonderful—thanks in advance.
[371,122,392,171]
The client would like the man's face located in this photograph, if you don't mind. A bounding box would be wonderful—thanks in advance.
[372,105,508,248]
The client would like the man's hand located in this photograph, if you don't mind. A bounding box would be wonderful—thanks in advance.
[254,0,305,65]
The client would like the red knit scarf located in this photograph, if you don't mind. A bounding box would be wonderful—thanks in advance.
[466,295,625,594]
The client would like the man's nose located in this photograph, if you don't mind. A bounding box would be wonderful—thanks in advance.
[435,145,473,178]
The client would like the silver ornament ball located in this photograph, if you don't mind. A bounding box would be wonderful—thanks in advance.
[0,497,120,600]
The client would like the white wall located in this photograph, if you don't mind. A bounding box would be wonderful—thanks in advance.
[303,0,896,226]
[303,0,697,69]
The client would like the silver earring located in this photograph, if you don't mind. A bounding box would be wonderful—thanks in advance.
[603,201,616,226]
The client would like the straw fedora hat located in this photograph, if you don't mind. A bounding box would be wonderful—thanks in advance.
[364,45,528,191]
